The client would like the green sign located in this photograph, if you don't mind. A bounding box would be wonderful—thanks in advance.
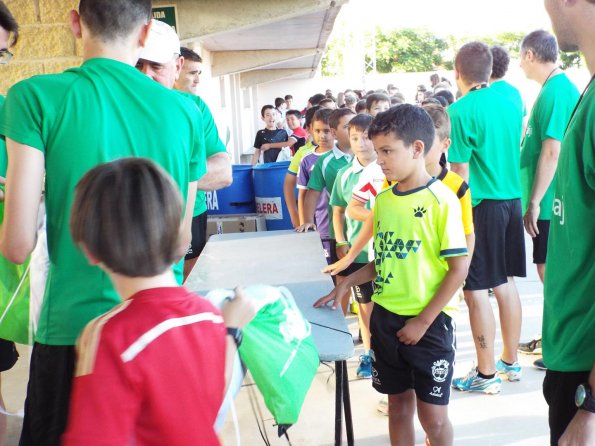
[152,5,178,32]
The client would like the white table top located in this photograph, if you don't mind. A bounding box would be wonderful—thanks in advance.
[185,230,354,361]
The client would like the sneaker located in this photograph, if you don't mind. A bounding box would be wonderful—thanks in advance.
[376,396,388,416]
[533,358,547,370]
[518,336,542,354]
[356,354,372,379]
[496,359,522,381]
[452,367,501,394]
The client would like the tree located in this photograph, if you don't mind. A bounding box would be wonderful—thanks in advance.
[559,51,582,70]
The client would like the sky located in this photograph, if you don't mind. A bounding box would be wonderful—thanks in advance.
[338,0,553,37]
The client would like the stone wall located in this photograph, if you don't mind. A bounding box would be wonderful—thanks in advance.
[1,0,82,94]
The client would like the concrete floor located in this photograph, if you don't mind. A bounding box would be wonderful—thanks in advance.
[1,238,549,445]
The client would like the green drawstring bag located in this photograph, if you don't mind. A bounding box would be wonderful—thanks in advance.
[0,200,32,345]
[238,285,319,434]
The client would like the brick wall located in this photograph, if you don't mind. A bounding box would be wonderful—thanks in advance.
[1,0,82,94]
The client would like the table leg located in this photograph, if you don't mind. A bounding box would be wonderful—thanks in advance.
[341,360,354,446]
[335,361,343,446]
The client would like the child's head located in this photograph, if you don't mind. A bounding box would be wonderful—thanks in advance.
[311,108,334,150]
[71,158,183,277]
[365,93,390,117]
[368,104,435,182]
[261,105,277,129]
[309,93,326,107]
[284,94,293,108]
[329,108,356,150]
[319,98,337,109]
[355,99,367,114]
[348,113,375,162]
[490,46,510,80]
[421,103,451,168]
[455,41,492,88]
[274,97,287,110]
[285,109,302,131]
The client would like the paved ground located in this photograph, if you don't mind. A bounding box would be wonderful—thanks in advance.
[1,238,549,445]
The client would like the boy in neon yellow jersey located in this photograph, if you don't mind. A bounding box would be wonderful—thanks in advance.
[315,105,468,446]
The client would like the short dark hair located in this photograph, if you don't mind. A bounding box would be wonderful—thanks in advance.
[79,0,151,40]
[312,107,333,126]
[521,30,558,63]
[490,46,510,79]
[434,89,455,105]
[422,103,451,141]
[274,97,286,108]
[319,98,336,107]
[309,93,326,106]
[366,93,390,110]
[432,95,448,107]
[329,108,355,129]
[355,99,367,113]
[304,105,320,129]
[286,109,301,119]
[455,41,493,84]
[344,95,357,106]
[390,96,403,106]
[368,104,435,155]
[180,46,202,63]
[0,1,18,46]
[261,104,275,117]
[348,113,373,133]
[71,158,183,277]
[284,94,293,101]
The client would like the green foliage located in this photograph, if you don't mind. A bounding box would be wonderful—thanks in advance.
[373,28,449,73]
[321,35,345,77]
[559,51,582,70]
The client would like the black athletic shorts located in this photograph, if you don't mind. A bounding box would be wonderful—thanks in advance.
[543,369,590,446]
[464,199,526,290]
[337,262,374,303]
[0,338,18,372]
[19,343,76,446]
[322,238,337,265]
[185,211,208,261]
[370,304,456,405]
[532,219,550,264]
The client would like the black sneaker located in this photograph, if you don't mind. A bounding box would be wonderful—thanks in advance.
[518,336,542,354]
[533,358,546,370]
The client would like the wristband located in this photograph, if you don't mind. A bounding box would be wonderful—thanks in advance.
[336,241,350,247]
[226,327,243,348]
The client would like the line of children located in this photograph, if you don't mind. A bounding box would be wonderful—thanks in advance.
[315,105,469,446]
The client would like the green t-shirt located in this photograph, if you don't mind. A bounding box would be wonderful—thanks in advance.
[0,96,6,178]
[288,140,315,175]
[490,79,526,118]
[329,158,369,263]
[448,87,523,206]
[543,80,595,372]
[177,91,227,217]
[520,73,579,220]
[372,179,467,317]
[0,58,206,345]
[307,145,352,238]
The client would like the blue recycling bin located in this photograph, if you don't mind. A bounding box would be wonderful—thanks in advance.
[206,164,256,215]
[252,161,293,231]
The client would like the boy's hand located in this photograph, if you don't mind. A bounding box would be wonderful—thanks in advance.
[336,243,349,259]
[322,255,352,276]
[313,281,349,310]
[221,287,257,329]
[523,202,540,238]
[396,317,431,345]
[295,222,316,232]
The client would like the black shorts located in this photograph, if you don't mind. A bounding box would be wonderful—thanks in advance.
[19,343,76,446]
[185,211,208,261]
[465,199,526,290]
[370,304,456,405]
[0,338,18,372]
[543,369,590,446]
[321,238,337,265]
[338,262,374,303]
[532,219,550,264]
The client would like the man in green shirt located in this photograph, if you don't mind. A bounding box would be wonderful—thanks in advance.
[517,29,580,369]
[542,1,595,444]
[0,2,206,444]
[449,42,526,394]
[135,20,232,281]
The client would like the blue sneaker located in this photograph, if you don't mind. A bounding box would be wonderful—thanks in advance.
[452,367,501,394]
[496,358,522,381]
[356,354,372,379]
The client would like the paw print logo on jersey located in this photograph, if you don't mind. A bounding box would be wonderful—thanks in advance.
[413,206,426,218]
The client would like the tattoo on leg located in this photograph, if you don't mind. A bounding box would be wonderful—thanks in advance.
[478,335,487,349]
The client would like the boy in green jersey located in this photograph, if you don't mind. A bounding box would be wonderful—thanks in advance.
[316,105,468,446]
[542,1,595,444]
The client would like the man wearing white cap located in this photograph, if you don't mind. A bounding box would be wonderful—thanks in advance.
[136,20,232,280]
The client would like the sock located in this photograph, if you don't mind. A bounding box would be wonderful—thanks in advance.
[500,359,514,366]
[477,369,495,379]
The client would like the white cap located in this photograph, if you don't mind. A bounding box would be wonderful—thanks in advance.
[138,19,180,64]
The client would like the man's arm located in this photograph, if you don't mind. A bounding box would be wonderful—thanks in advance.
[295,188,320,232]
[176,182,197,261]
[196,152,232,192]
[0,140,45,264]
[559,365,595,446]
[523,138,560,237]
[450,162,469,183]
[283,174,299,228]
